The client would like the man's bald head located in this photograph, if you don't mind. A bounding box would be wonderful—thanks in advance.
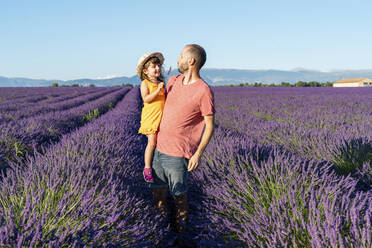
[184,44,207,70]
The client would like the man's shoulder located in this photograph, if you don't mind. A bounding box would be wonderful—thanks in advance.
[166,75,183,92]
[198,78,213,92]
[168,74,183,84]
[199,78,210,87]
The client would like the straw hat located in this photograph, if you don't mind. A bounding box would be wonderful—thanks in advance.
[136,52,164,78]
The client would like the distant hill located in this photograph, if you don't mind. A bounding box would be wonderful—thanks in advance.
[2,69,372,87]
[0,75,140,87]
[199,69,372,85]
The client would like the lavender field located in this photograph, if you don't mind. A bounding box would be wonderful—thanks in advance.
[0,86,371,247]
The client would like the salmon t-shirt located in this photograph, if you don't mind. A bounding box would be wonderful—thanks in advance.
[156,75,215,159]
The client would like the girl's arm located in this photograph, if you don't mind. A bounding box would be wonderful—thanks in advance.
[140,81,164,103]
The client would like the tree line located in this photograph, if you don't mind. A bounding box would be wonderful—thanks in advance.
[225,81,333,87]
[50,82,133,87]
[51,81,334,88]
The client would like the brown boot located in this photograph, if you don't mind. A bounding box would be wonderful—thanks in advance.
[152,188,168,216]
[174,194,189,233]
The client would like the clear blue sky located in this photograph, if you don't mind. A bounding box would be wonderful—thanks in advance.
[1,0,371,80]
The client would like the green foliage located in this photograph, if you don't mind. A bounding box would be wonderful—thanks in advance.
[331,139,372,176]
[295,81,308,87]
[253,112,273,122]
[83,108,100,123]
[13,141,26,157]
[253,82,263,87]
[0,137,29,163]
[89,84,95,87]
[219,157,315,247]
[218,81,333,87]
[113,83,133,87]
[0,178,86,242]
[51,82,59,87]
[280,82,292,87]
[308,81,321,87]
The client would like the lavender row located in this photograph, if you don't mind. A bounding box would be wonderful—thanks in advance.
[213,87,372,186]
[36,87,104,105]
[0,88,225,247]
[0,87,120,123]
[0,87,93,101]
[0,87,130,165]
[189,126,372,247]
[0,94,59,110]
[0,87,63,100]
[0,87,106,112]
[0,88,166,247]
[0,87,73,106]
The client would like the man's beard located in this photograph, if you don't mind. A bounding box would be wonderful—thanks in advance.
[178,63,188,74]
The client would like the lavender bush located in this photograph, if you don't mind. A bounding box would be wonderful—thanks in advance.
[191,126,371,247]
[0,87,130,166]
[0,86,370,247]
[0,88,168,247]
[213,87,372,188]
[0,87,94,112]
[0,87,116,123]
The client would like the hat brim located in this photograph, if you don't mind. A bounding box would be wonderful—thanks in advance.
[136,52,164,78]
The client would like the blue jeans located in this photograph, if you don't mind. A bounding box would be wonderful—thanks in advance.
[149,148,189,197]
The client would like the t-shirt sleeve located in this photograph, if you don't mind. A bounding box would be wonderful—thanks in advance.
[199,87,215,116]
[166,75,177,92]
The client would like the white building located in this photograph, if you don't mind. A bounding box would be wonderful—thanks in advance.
[333,78,372,87]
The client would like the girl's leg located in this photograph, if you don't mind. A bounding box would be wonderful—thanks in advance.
[144,133,157,169]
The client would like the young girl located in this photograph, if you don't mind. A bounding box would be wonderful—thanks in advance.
[137,52,165,183]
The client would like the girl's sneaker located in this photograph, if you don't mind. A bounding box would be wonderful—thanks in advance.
[143,168,154,183]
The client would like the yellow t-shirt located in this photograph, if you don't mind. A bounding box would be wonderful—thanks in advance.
[138,79,165,135]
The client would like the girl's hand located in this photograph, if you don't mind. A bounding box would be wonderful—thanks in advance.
[158,82,165,89]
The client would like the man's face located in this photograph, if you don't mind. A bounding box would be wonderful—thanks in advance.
[177,47,189,74]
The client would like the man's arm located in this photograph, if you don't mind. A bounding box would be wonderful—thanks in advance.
[187,114,214,171]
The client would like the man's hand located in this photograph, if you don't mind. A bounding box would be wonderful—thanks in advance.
[187,152,201,171]
[187,115,214,172]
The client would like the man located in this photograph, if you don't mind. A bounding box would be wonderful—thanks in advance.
[150,44,215,234]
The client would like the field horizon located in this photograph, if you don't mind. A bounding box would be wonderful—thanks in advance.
[2,68,372,87]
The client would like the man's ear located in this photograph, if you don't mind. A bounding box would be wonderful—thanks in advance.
[188,57,196,66]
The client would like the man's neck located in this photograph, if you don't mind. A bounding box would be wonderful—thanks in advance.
[183,70,201,85]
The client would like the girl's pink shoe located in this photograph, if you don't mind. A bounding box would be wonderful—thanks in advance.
[143,168,154,183]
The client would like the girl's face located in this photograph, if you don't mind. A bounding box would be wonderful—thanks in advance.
[143,62,162,79]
